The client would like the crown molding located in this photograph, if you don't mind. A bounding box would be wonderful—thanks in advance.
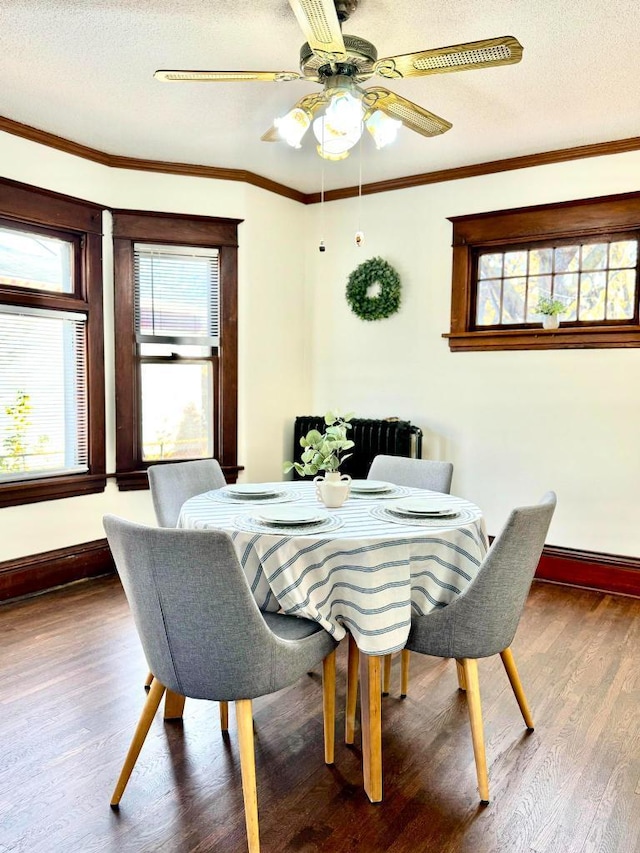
[2,114,640,207]
[0,115,305,204]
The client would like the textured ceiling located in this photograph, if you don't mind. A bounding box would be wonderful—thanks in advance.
[1,0,639,195]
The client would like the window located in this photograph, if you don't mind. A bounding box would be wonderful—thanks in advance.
[446,191,640,351]
[0,178,105,507]
[113,211,240,489]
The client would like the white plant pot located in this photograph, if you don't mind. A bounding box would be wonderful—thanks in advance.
[542,314,560,330]
[314,471,351,508]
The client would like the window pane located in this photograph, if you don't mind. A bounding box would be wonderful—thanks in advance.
[478,254,503,280]
[134,246,219,341]
[0,225,73,293]
[606,270,635,319]
[476,279,501,325]
[579,272,606,320]
[554,245,580,272]
[528,249,553,275]
[609,240,637,269]
[581,242,608,271]
[501,277,526,323]
[140,362,213,461]
[526,275,552,321]
[504,251,527,277]
[554,273,579,320]
[0,310,87,480]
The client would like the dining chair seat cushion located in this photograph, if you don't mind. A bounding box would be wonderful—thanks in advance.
[262,611,329,641]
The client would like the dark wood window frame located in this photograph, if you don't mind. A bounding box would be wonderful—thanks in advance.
[112,210,241,490]
[445,191,640,351]
[0,177,105,508]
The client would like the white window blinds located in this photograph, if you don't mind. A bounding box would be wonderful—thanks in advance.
[133,244,220,346]
[0,305,88,481]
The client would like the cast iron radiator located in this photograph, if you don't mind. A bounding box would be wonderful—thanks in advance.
[292,416,423,480]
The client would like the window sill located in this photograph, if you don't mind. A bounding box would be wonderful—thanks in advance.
[443,325,640,352]
[115,465,244,491]
[0,473,107,508]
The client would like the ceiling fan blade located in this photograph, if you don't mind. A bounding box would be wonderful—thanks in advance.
[261,91,329,142]
[154,70,303,82]
[288,0,347,62]
[362,87,452,137]
[373,36,523,79]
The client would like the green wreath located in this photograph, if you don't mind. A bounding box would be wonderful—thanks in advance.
[346,256,402,321]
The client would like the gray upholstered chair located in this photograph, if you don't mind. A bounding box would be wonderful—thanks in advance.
[368,454,454,494]
[147,458,226,528]
[402,492,556,803]
[362,454,454,697]
[145,459,227,694]
[104,516,337,853]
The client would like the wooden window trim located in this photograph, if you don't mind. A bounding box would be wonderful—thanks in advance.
[0,177,105,508]
[112,210,242,490]
[445,191,640,351]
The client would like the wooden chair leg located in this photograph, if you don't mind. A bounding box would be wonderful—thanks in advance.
[236,699,260,853]
[455,659,467,691]
[144,671,154,690]
[111,678,165,806]
[219,701,229,732]
[322,650,336,764]
[400,650,410,698]
[382,654,392,695]
[461,658,490,804]
[164,690,186,720]
[500,647,534,730]
[345,632,359,745]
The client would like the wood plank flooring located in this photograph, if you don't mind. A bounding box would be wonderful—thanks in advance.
[1,577,640,853]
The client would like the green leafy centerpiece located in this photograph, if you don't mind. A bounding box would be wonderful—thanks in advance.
[284,411,355,508]
[535,296,565,329]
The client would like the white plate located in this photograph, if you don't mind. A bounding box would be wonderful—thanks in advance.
[224,483,279,498]
[392,497,459,516]
[350,480,394,493]
[253,506,329,525]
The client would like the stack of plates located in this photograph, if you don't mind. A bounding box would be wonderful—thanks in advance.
[252,506,329,526]
[387,496,459,519]
[350,480,395,495]
[223,483,282,500]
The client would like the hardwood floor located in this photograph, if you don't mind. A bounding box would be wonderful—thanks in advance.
[1,577,640,853]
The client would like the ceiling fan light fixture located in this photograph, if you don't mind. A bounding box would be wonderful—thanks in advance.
[274,107,311,148]
[365,110,402,148]
[324,89,364,133]
[312,112,362,158]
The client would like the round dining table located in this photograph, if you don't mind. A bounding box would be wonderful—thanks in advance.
[178,479,488,802]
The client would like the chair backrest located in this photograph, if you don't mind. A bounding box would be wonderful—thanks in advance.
[147,459,226,527]
[104,515,295,701]
[409,492,557,659]
[368,455,453,494]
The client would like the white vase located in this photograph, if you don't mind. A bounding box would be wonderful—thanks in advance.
[314,471,351,508]
[542,314,560,330]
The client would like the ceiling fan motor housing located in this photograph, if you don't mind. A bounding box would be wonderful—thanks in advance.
[300,34,378,82]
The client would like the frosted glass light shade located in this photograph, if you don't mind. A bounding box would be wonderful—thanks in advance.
[275,107,311,148]
[365,110,402,149]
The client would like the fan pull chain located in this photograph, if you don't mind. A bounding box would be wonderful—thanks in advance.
[319,121,326,252]
[355,131,364,247]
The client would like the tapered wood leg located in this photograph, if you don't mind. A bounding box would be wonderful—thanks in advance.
[382,654,392,696]
[322,650,336,764]
[461,658,489,803]
[164,690,186,720]
[500,647,534,730]
[345,632,359,745]
[111,678,165,806]
[219,701,229,732]
[400,650,410,698]
[236,699,260,853]
[456,659,467,691]
[360,653,383,803]
[144,671,154,690]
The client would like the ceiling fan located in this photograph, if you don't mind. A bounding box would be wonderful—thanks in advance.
[155,0,523,160]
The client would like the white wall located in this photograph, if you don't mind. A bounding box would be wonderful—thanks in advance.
[306,151,640,556]
[0,132,310,560]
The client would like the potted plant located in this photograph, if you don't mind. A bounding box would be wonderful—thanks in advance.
[535,296,565,329]
[284,411,355,507]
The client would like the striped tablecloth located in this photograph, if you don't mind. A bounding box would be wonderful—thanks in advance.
[178,482,488,655]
